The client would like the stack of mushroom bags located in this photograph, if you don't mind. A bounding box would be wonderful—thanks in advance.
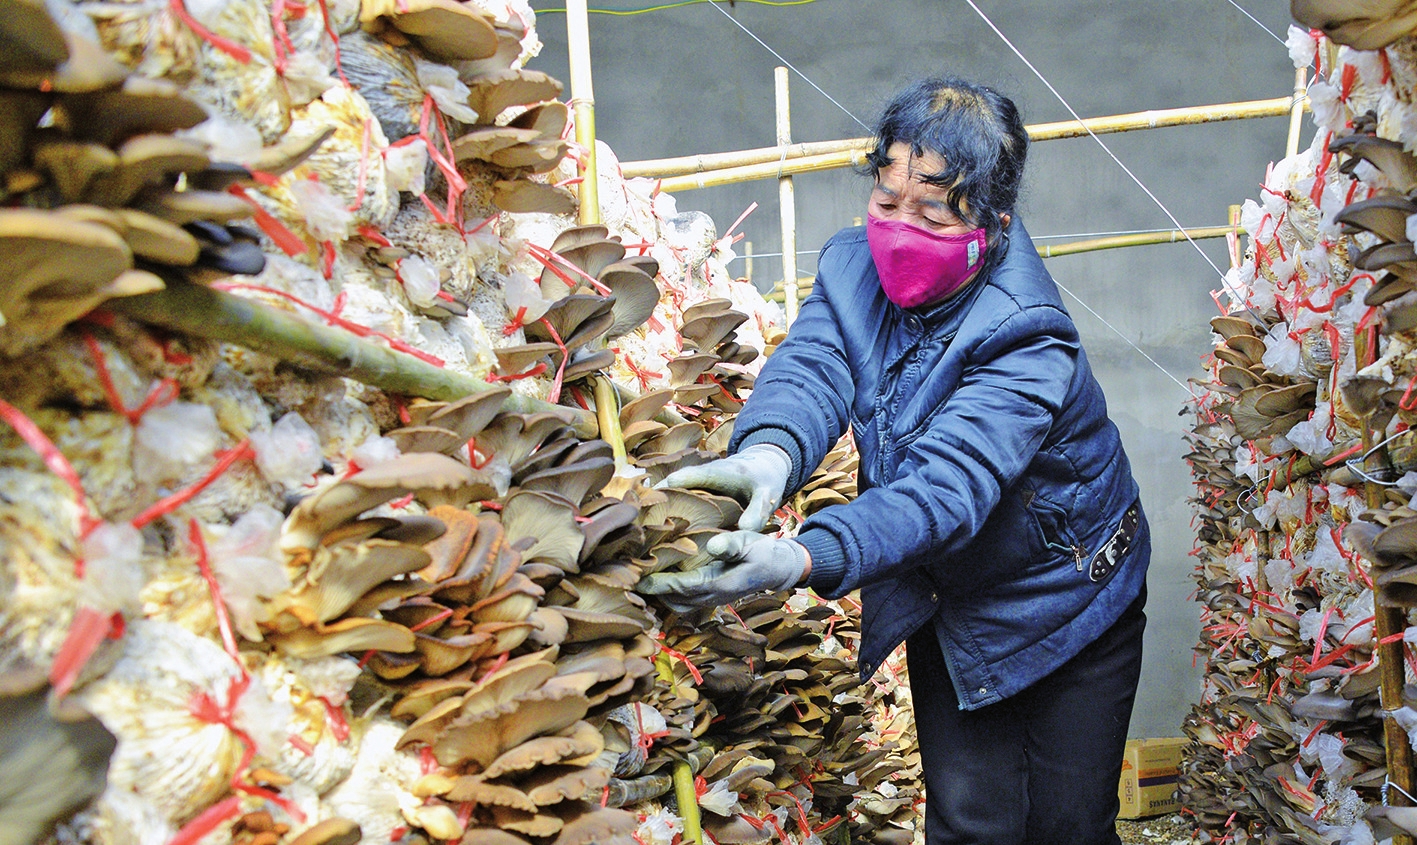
[0,1,923,844]
[1179,13,1417,845]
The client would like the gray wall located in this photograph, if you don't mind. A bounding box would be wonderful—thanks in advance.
[528,0,1301,738]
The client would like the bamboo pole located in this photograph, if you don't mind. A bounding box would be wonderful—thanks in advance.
[1286,68,1307,158]
[744,240,753,284]
[109,281,598,438]
[655,149,867,194]
[624,96,1303,183]
[764,223,1244,301]
[673,760,704,845]
[776,67,799,325]
[566,0,600,226]
[1357,325,1416,840]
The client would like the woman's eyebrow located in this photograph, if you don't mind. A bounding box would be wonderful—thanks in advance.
[873,183,898,199]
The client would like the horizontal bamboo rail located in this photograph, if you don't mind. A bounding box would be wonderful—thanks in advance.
[631,95,1305,191]
[762,223,1243,302]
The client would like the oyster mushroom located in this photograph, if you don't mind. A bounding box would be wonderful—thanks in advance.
[361,0,499,62]
[280,452,483,557]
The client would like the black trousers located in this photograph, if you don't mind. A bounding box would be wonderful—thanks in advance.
[906,588,1147,845]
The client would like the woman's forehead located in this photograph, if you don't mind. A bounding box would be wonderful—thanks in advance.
[881,142,949,182]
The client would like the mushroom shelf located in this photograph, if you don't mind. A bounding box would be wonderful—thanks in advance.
[1184,9,1417,845]
[0,2,920,845]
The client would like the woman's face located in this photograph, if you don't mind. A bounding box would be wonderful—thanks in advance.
[868,142,975,235]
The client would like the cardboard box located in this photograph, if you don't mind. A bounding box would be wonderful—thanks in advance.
[1117,737,1187,819]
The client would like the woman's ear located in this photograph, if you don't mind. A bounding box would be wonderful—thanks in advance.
[1000,212,1012,228]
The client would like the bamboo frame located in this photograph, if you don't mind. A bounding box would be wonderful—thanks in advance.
[632,96,1304,192]
[776,67,799,325]
[566,0,600,225]
[1286,68,1308,158]
[763,224,1243,301]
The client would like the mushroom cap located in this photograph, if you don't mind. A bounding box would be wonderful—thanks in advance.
[618,388,675,428]
[32,142,118,203]
[434,685,592,768]
[551,807,638,845]
[520,458,616,508]
[281,453,481,556]
[63,76,208,146]
[288,818,362,845]
[89,134,212,207]
[446,776,537,812]
[460,828,533,845]
[493,179,577,215]
[509,102,571,141]
[502,490,586,573]
[453,126,544,164]
[272,616,416,657]
[0,0,67,75]
[481,720,605,779]
[388,424,466,455]
[527,295,616,351]
[523,765,611,806]
[115,209,202,265]
[466,69,564,124]
[489,139,569,174]
[1,31,127,93]
[361,0,499,60]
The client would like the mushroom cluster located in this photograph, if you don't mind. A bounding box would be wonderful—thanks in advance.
[0,0,297,356]
[1180,21,1417,844]
[0,1,924,844]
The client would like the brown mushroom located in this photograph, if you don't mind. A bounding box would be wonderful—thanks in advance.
[465,69,564,124]
[360,0,499,61]
[493,179,577,215]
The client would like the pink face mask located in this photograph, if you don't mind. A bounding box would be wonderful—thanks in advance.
[866,214,988,309]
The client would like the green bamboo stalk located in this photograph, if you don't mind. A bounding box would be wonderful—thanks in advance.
[673,759,704,845]
[109,281,597,438]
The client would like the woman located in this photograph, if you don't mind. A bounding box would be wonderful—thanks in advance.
[641,77,1150,845]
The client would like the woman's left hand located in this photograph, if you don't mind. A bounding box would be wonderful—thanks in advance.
[638,531,811,611]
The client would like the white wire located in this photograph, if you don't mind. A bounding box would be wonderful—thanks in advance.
[1053,279,1197,398]
[1220,0,1288,47]
[960,0,1234,288]
[960,0,1266,386]
[707,1,873,132]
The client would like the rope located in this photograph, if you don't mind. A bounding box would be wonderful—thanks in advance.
[707,1,872,132]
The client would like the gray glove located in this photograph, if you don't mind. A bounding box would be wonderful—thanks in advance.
[656,443,792,531]
[639,530,809,612]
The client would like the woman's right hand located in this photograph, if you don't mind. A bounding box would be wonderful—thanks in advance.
[656,443,792,531]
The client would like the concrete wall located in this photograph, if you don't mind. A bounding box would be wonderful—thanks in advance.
[528,0,1301,738]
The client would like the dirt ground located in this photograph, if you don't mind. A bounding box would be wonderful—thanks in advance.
[1116,814,1196,845]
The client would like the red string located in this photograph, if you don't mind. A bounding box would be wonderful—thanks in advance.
[0,398,97,539]
[538,317,569,403]
[503,305,530,336]
[486,361,548,383]
[228,185,306,257]
[348,118,373,213]
[169,0,252,63]
[130,441,255,529]
[167,796,244,845]
[314,0,348,85]
[654,634,702,684]
[216,282,446,367]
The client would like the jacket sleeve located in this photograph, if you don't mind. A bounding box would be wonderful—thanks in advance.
[796,303,1079,596]
[728,250,855,494]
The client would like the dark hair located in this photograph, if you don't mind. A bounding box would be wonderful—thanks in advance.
[865,77,1028,250]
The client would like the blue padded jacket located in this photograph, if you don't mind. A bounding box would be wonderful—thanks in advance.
[730,219,1149,709]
